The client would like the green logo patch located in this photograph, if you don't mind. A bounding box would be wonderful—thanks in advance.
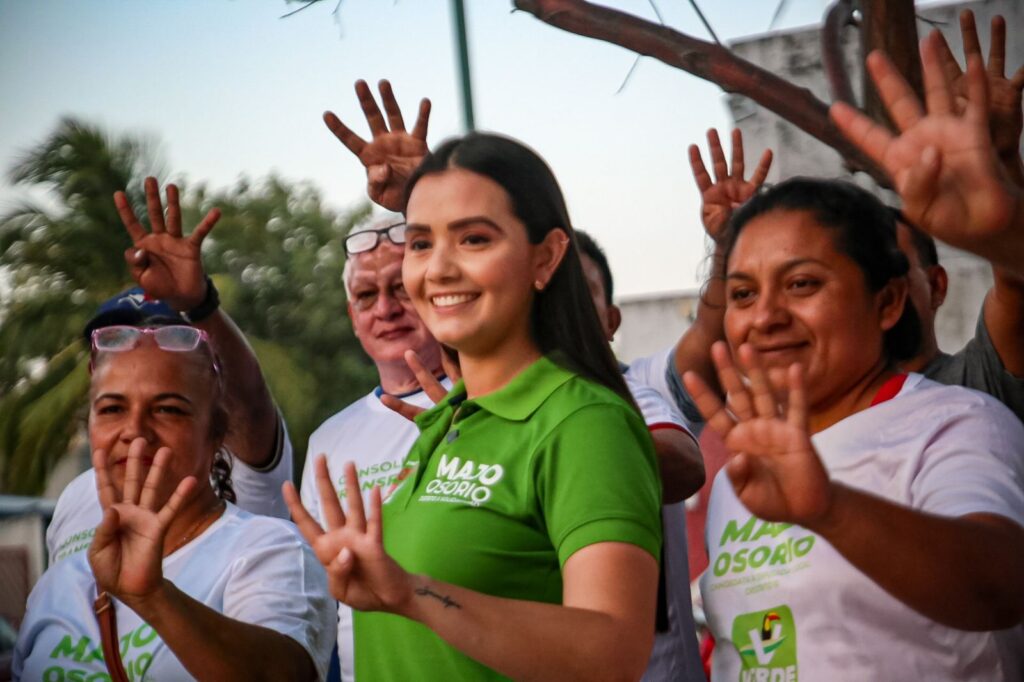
[731,604,797,681]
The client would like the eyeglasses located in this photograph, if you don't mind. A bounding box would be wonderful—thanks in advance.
[92,325,210,352]
[344,222,407,256]
[90,325,220,374]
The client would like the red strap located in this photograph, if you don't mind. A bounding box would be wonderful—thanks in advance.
[870,373,908,407]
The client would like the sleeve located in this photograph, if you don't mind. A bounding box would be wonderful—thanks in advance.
[624,373,695,440]
[625,346,705,436]
[533,404,663,566]
[230,412,293,519]
[223,523,337,681]
[945,311,1024,421]
[46,470,99,562]
[910,399,1024,528]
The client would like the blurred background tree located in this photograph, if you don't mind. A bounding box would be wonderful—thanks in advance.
[0,118,376,494]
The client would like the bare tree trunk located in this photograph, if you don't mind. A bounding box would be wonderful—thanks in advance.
[860,0,922,130]
[515,0,890,186]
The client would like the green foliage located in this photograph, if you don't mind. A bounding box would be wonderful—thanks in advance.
[1,118,377,494]
[182,177,379,462]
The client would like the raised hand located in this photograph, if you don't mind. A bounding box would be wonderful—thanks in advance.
[89,439,197,604]
[831,33,1022,269]
[380,349,459,422]
[114,177,220,311]
[324,79,431,212]
[688,128,773,242]
[683,342,831,525]
[933,11,1024,165]
[283,458,413,613]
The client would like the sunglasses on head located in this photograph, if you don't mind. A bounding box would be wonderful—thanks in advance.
[89,325,220,374]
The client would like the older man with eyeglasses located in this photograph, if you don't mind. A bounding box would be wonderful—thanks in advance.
[300,211,449,682]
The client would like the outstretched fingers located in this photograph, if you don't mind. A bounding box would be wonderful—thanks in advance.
[165,184,183,238]
[378,80,406,133]
[315,455,346,530]
[964,53,991,125]
[738,344,778,418]
[410,98,431,141]
[114,191,147,243]
[730,128,745,179]
[380,393,426,422]
[712,342,755,421]
[92,447,119,509]
[283,481,327,545]
[829,99,895,168]
[144,177,167,235]
[323,111,367,157]
[688,144,713,194]
[188,208,221,247]
[988,15,1006,77]
[367,485,384,545]
[683,368,735,441]
[404,349,448,403]
[707,128,728,182]
[122,437,148,505]
[155,475,197,529]
[355,79,388,137]
[922,32,955,116]
[750,148,774,187]
[786,363,808,431]
[342,461,367,533]
[866,49,924,132]
[139,446,173,511]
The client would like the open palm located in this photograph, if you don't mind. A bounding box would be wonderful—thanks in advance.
[284,458,413,613]
[689,128,773,241]
[684,343,831,524]
[114,177,219,311]
[88,440,197,602]
[324,79,430,212]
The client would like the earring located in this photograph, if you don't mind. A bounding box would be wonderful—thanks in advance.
[534,280,544,291]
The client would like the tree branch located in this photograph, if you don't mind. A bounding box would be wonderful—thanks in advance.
[514,0,891,187]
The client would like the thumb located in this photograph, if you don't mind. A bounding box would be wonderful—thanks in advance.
[124,247,149,267]
[725,453,752,494]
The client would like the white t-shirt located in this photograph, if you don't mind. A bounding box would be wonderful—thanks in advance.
[701,374,1024,680]
[624,372,706,682]
[16,503,336,681]
[626,345,705,437]
[46,418,294,564]
[302,383,450,682]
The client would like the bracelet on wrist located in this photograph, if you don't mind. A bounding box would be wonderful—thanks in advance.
[182,276,220,323]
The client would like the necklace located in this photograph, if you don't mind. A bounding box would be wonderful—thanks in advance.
[163,498,225,557]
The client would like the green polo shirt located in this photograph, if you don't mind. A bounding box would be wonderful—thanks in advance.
[353,356,662,680]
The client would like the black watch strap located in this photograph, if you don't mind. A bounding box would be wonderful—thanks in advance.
[183,276,220,323]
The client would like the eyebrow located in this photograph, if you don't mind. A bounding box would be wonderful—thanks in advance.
[726,257,828,281]
[405,216,505,233]
[94,392,192,404]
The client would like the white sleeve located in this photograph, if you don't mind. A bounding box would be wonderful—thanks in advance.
[46,470,98,559]
[625,345,705,436]
[299,436,322,525]
[230,413,292,519]
[625,373,694,439]
[911,400,1024,527]
[223,523,337,681]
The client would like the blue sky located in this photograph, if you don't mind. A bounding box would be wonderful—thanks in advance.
[0,0,833,295]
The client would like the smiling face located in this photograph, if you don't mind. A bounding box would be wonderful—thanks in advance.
[88,342,221,500]
[403,168,562,359]
[347,243,439,365]
[724,209,903,410]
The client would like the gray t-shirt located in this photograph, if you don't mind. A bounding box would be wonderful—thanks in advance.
[923,311,1024,423]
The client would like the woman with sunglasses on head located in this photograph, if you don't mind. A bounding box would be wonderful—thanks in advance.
[15,323,335,681]
[683,178,1024,680]
[285,132,663,681]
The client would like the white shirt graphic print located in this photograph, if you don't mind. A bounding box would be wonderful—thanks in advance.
[701,374,1024,681]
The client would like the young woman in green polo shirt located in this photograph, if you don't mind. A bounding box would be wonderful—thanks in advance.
[285,132,664,680]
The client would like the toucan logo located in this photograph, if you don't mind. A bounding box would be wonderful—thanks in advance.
[732,605,798,678]
[740,612,786,665]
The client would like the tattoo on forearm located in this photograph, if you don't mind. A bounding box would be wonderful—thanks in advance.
[415,585,461,609]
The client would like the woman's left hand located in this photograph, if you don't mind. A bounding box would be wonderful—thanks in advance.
[684,342,833,525]
[283,458,415,614]
[88,438,197,605]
